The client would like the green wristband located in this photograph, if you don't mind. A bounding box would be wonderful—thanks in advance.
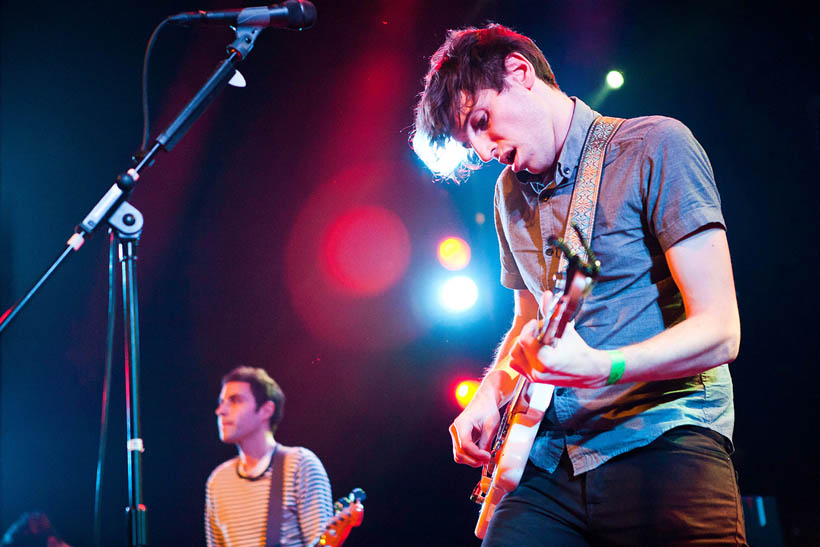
[606,350,626,385]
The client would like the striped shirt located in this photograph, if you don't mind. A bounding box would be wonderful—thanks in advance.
[205,446,333,547]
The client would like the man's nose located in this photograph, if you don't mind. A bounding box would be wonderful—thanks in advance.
[472,136,496,163]
[215,402,226,416]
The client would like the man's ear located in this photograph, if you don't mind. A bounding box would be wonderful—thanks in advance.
[504,52,536,89]
[258,400,275,421]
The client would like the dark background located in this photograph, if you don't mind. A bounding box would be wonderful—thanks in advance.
[2,0,818,545]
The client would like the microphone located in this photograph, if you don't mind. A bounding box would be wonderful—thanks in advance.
[168,0,316,30]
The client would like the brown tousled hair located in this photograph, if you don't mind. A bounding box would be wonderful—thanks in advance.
[414,24,557,150]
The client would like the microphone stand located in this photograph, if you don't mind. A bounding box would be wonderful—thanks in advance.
[0,25,264,547]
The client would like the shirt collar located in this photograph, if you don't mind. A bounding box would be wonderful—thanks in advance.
[554,97,599,183]
[237,443,276,479]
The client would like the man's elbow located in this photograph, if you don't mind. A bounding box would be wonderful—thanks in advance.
[721,318,741,364]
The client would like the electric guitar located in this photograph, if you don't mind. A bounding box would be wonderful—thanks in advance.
[471,234,600,539]
[309,488,366,547]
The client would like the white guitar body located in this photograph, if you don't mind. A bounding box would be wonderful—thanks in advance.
[472,265,594,539]
[473,381,554,539]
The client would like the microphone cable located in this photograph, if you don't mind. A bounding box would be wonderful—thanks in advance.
[139,19,171,153]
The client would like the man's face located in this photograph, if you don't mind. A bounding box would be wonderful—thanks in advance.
[215,381,271,444]
[454,77,556,176]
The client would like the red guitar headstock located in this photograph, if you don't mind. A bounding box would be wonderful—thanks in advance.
[315,488,365,547]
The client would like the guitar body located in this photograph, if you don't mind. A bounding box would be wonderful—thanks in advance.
[471,254,596,539]
[474,381,554,539]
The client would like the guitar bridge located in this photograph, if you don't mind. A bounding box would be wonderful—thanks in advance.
[470,475,492,505]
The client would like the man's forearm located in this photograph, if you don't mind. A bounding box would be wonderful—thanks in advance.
[611,311,740,383]
[614,228,741,383]
[478,309,533,406]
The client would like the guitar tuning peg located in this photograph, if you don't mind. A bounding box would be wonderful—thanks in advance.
[351,488,366,501]
[337,497,351,508]
[333,501,344,512]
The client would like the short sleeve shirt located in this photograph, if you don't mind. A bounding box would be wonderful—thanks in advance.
[494,98,735,475]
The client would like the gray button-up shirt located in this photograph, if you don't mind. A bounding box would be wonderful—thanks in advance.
[494,98,735,475]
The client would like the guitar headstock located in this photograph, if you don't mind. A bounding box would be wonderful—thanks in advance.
[538,228,601,344]
[548,223,601,286]
[315,488,366,547]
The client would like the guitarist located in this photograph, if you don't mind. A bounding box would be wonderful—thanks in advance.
[414,25,746,545]
[205,366,333,546]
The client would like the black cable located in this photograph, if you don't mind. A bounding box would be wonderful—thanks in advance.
[140,19,171,152]
[93,231,117,547]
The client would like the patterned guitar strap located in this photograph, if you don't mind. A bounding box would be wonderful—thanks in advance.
[552,115,625,292]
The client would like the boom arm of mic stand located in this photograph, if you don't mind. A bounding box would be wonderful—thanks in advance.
[156,25,263,151]
[0,26,263,335]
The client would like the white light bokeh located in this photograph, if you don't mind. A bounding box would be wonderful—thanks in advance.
[412,131,470,178]
[439,275,479,312]
[606,70,625,89]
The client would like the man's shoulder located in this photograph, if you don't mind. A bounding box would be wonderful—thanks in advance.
[282,446,331,486]
[616,115,697,150]
[283,445,324,467]
[206,457,238,485]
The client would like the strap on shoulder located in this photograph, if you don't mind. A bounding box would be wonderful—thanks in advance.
[554,115,625,289]
[265,444,297,547]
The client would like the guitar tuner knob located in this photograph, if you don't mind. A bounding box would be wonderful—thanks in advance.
[351,487,366,501]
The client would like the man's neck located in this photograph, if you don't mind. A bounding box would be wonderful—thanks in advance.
[237,431,275,470]
[547,90,576,178]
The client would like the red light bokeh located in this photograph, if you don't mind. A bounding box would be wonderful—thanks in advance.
[321,205,410,296]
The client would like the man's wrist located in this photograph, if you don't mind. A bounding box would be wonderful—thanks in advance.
[605,349,626,385]
[479,368,515,407]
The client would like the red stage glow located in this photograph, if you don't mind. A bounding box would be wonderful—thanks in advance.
[284,162,428,353]
[321,205,410,296]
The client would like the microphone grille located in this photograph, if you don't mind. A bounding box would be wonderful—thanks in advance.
[286,0,317,30]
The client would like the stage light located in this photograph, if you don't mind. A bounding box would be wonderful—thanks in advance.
[437,237,471,271]
[321,205,410,296]
[412,131,470,178]
[455,379,480,409]
[440,275,478,312]
[606,70,624,90]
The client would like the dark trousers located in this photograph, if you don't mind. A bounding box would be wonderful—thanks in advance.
[483,426,747,546]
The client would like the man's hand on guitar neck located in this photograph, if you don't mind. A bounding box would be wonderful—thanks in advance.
[509,291,611,389]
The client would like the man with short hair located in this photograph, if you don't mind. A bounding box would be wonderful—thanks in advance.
[415,24,746,545]
[205,366,332,546]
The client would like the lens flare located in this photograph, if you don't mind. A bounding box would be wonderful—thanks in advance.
[455,379,480,409]
[437,237,471,271]
[440,275,478,312]
[606,70,624,89]
[412,131,470,178]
